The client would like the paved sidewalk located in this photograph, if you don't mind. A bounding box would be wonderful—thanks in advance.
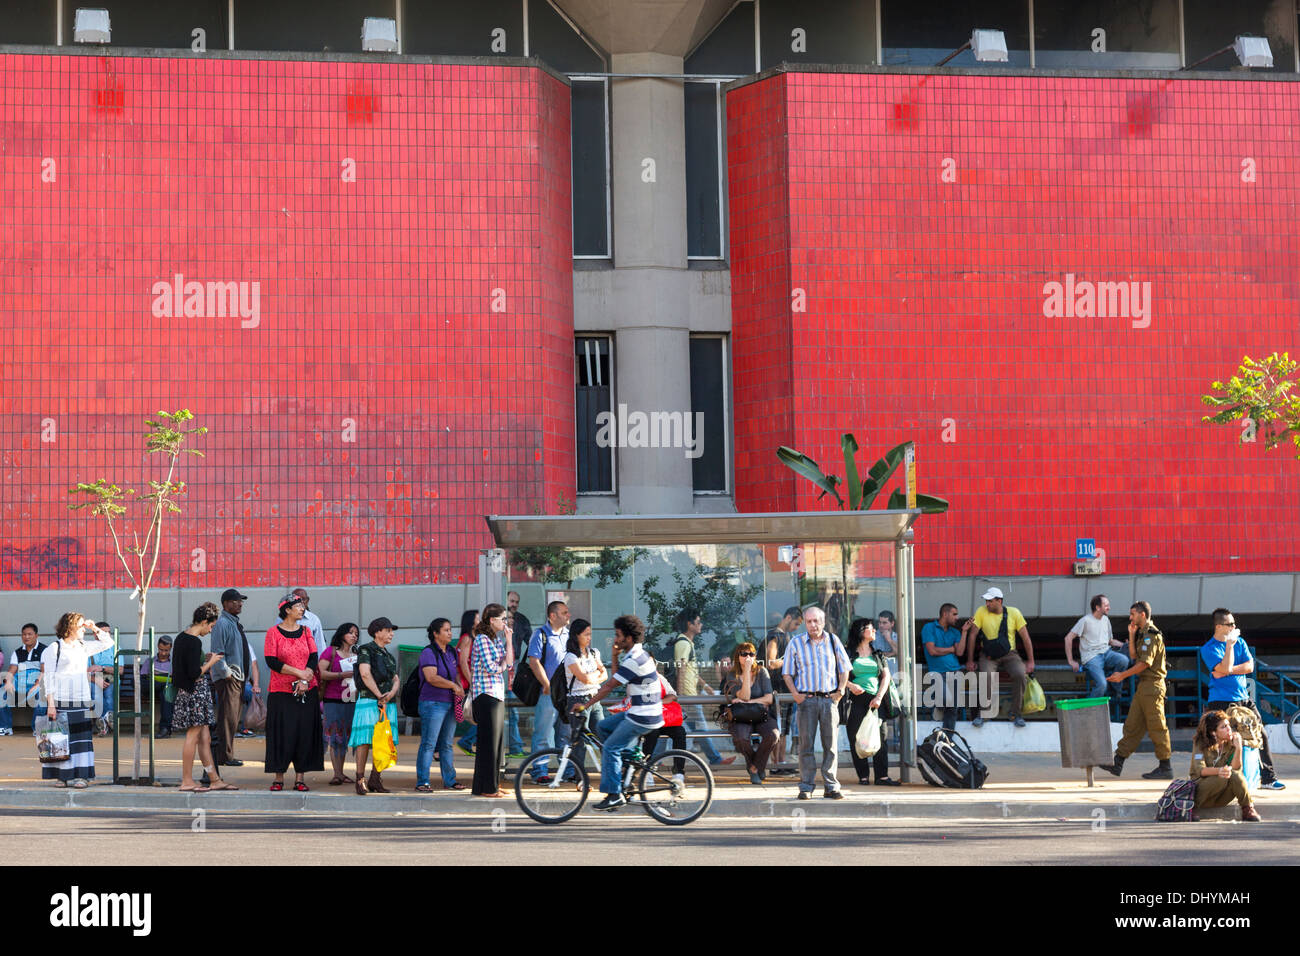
[2,733,1297,820]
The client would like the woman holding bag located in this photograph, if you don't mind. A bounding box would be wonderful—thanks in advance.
[723,642,779,785]
[470,604,513,797]
[318,623,360,786]
[40,613,117,788]
[845,618,899,787]
[349,617,401,795]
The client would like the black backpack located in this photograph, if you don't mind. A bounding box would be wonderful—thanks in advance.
[979,604,1012,659]
[400,664,423,718]
[917,729,989,789]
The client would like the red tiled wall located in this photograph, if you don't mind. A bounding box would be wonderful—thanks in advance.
[729,71,1300,578]
[0,53,574,589]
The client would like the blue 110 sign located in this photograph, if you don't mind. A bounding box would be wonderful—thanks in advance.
[1076,538,1097,560]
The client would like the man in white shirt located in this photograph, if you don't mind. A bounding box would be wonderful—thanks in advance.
[1064,594,1129,699]
[293,588,327,655]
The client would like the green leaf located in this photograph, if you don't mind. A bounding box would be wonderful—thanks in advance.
[777,446,844,508]
[841,433,862,510]
[888,489,950,513]
[860,441,912,509]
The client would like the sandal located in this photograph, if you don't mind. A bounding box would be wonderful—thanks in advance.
[72,779,88,789]
[329,776,345,786]
[445,783,467,791]
[208,782,240,791]
[294,781,310,792]
[415,784,433,793]
[178,785,210,793]
[269,781,284,791]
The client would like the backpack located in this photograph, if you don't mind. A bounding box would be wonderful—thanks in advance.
[550,656,569,710]
[671,635,695,690]
[1154,778,1198,822]
[400,663,423,718]
[917,728,988,789]
[979,605,1012,660]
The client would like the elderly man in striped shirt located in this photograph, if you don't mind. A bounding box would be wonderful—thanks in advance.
[783,607,851,799]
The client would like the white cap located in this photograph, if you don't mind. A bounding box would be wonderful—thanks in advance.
[981,587,1004,601]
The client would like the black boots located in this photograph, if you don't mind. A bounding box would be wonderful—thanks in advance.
[1101,753,1125,777]
[1142,760,1173,780]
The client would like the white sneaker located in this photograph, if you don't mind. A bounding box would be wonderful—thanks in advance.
[671,773,687,796]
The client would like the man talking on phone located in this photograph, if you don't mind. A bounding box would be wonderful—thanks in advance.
[1201,608,1285,790]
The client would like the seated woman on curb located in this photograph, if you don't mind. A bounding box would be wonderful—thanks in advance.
[1190,710,1261,822]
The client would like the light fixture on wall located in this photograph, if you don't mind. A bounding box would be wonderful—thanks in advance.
[1182,35,1273,70]
[361,17,398,53]
[73,8,111,44]
[936,29,1007,66]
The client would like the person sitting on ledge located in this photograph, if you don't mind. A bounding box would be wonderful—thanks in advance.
[1189,710,1261,822]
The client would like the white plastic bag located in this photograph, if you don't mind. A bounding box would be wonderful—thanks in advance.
[35,713,71,763]
[854,709,882,758]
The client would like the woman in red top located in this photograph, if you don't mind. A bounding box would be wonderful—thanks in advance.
[455,609,480,754]
[263,594,325,791]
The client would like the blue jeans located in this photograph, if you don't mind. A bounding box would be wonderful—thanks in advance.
[417,699,458,788]
[596,712,645,796]
[459,723,477,748]
[1081,650,1129,699]
[530,693,572,778]
[505,691,524,754]
[0,701,10,732]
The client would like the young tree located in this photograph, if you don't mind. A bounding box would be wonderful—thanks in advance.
[68,409,207,781]
[1202,352,1300,456]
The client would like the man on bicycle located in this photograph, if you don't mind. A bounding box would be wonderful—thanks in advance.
[573,614,661,811]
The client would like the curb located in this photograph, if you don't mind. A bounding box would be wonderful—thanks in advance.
[1,787,1295,821]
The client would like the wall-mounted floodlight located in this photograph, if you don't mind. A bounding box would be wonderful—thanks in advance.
[73,8,111,44]
[936,29,1007,67]
[361,17,398,53]
[1182,35,1273,70]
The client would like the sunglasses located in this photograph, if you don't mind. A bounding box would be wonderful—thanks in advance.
[738,652,756,657]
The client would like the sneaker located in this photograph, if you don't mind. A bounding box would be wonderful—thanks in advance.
[971,716,985,728]
[672,773,688,795]
[221,758,244,768]
[1013,717,1026,728]
[1241,806,1263,822]
[532,774,553,785]
[238,729,256,738]
[824,790,844,800]
[507,751,528,759]
[749,772,763,785]
[797,791,812,800]
[456,741,475,756]
[769,767,796,777]
[0,728,11,736]
[711,756,737,767]
[1260,780,1286,790]
[593,794,626,811]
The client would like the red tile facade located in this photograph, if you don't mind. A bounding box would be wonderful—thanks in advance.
[729,70,1300,578]
[0,53,574,589]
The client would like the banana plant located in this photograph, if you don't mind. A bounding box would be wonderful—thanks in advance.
[776,436,949,513]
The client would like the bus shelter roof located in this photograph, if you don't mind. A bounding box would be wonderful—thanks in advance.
[485,511,919,549]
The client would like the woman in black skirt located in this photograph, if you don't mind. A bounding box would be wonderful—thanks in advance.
[172,603,238,792]
[263,594,325,791]
[470,603,512,797]
[40,613,115,788]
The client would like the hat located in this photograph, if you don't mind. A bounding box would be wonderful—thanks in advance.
[278,592,305,612]
[981,587,1004,601]
[368,616,395,637]
[221,588,248,602]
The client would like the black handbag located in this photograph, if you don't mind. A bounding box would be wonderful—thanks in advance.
[729,701,768,723]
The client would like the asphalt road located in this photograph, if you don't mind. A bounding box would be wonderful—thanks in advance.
[4,808,1297,865]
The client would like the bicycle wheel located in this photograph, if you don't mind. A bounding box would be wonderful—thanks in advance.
[514,749,590,824]
[635,749,714,825]
[1288,707,1300,750]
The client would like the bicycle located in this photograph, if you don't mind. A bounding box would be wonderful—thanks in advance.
[514,719,714,826]
[1288,704,1300,751]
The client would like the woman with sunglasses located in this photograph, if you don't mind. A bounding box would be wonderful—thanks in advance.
[723,642,779,785]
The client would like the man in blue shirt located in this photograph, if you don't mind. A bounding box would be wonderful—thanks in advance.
[526,600,570,782]
[921,604,971,731]
[1201,608,1285,790]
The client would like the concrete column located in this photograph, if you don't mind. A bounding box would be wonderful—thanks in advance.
[609,52,687,269]
[601,52,695,514]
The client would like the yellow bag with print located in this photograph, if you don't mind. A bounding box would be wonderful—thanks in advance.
[372,709,398,772]
[1022,676,1046,715]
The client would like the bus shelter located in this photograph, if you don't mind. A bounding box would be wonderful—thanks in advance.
[484,511,924,780]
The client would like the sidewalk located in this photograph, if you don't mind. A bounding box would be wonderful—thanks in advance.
[2,733,1297,820]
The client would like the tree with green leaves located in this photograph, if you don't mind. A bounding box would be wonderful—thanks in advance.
[777,436,949,513]
[68,409,207,780]
[1201,352,1300,456]
[637,564,763,662]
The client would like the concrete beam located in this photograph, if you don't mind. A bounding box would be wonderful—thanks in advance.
[551,0,736,56]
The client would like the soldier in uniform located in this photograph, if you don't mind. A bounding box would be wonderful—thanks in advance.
[1100,600,1172,779]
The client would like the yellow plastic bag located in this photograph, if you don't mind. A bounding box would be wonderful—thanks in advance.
[372,709,397,772]
[1022,677,1046,715]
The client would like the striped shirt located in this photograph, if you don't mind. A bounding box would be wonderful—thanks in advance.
[613,643,664,729]
[470,633,510,701]
[783,631,851,693]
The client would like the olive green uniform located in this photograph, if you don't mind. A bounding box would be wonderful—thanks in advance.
[1115,623,1171,761]
[1190,745,1252,809]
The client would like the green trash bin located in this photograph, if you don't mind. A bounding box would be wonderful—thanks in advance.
[1056,697,1113,773]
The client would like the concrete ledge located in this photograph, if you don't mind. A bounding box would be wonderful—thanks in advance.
[0,785,1292,821]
